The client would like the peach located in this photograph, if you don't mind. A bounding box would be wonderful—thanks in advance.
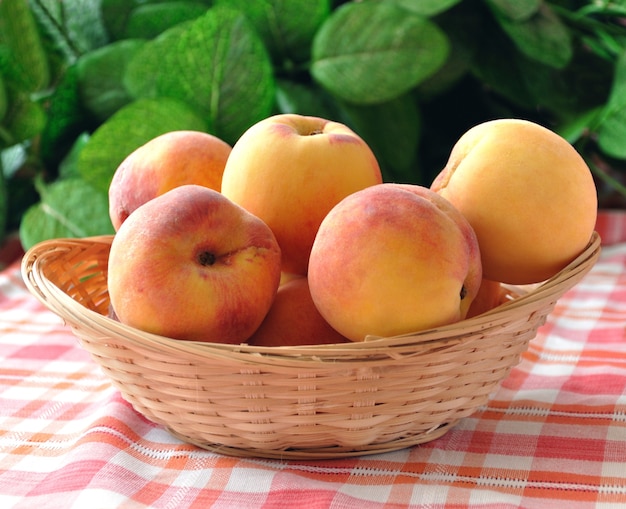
[465,278,506,319]
[247,277,349,347]
[107,184,281,344]
[108,130,232,230]
[279,271,301,286]
[431,118,597,284]
[307,183,482,342]
[220,113,382,275]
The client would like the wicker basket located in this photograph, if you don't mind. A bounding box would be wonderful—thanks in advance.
[21,232,601,459]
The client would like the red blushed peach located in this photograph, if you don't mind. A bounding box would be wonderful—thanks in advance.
[109,130,232,230]
[220,114,382,275]
[247,277,349,347]
[431,118,597,284]
[107,184,281,344]
[465,278,506,319]
[387,183,483,319]
[308,183,482,342]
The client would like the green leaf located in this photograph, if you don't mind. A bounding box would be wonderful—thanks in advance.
[557,106,604,145]
[472,15,612,118]
[486,0,540,21]
[28,0,79,61]
[494,4,573,69]
[310,2,450,105]
[19,178,115,251]
[2,145,39,231]
[606,48,626,110]
[275,79,345,120]
[0,144,26,179]
[124,2,209,39]
[215,0,330,64]
[597,50,626,159]
[39,65,88,172]
[519,46,613,117]
[341,93,421,183]
[76,39,145,121]
[1,90,47,146]
[76,97,207,193]
[0,0,50,91]
[389,0,463,17]
[0,75,6,122]
[59,132,90,180]
[124,6,275,144]
[121,23,189,101]
[31,0,108,57]
[100,0,135,42]
[101,0,214,40]
[0,160,7,240]
[598,104,626,159]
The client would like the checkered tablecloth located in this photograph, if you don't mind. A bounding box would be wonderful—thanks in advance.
[1,216,625,509]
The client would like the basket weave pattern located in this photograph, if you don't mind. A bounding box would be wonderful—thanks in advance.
[21,233,601,459]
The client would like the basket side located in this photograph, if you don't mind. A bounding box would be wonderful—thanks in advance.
[19,232,602,459]
[22,236,113,318]
[67,304,540,459]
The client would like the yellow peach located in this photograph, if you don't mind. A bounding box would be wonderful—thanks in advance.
[431,118,597,284]
[220,114,382,275]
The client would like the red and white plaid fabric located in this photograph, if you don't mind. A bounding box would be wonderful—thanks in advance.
[1,214,625,509]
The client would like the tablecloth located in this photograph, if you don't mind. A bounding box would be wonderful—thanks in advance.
[1,215,625,509]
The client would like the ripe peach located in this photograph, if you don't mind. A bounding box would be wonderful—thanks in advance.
[279,271,301,286]
[431,118,597,284]
[107,184,281,344]
[308,183,482,342]
[247,277,349,347]
[220,114,382,275]
[465,278,506,319]
[108,130,232,230]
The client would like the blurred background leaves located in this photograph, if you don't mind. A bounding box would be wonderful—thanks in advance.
[2,0,626,250]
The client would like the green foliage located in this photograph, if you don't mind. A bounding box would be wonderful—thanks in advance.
[214,0,330,65]
[1,0,626,249]
[77,97,207,194]
[76,39,145,122]
[123,2,209,39]
[0,164,6,238]
[311,2,450,104]
[0,0,50,92]
[19,177,114,251]
[492,3,573,68]
[123,6,275,144]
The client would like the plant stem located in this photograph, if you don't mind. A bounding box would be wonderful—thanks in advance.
[587,156,626,199]
[551,3,626,60]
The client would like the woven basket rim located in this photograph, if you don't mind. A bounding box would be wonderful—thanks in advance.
[18,232,602,459]
[21,231,602,364]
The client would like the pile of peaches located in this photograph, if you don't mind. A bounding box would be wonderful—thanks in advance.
[106,114,598,347]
